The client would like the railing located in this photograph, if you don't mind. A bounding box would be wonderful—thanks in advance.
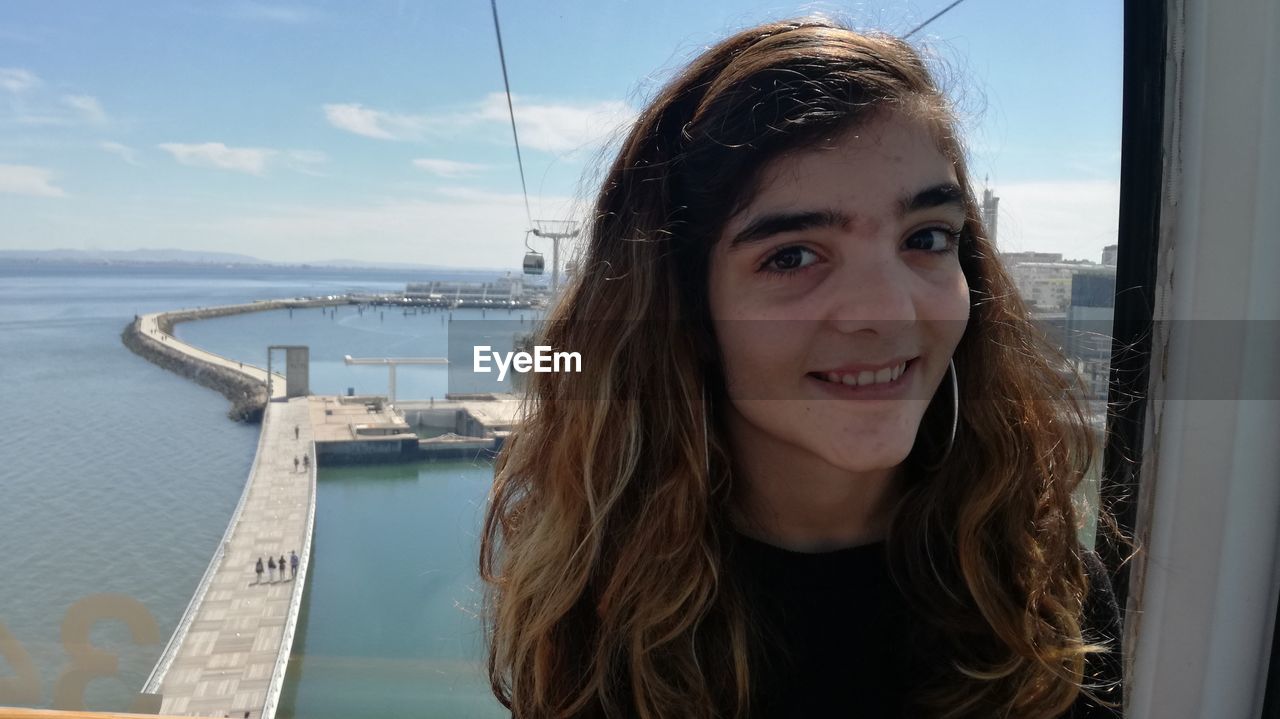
[259,440,318,719]
[140,395,276,695]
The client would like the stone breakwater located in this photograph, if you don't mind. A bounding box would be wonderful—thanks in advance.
[121,298,349,422]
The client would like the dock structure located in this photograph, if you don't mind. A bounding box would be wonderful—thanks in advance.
[311,395,524,463]
[141,396,316,718]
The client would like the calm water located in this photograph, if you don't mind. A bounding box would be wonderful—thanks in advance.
[175,304,540,400]
[0,262,524,717]
[277,462,503,719]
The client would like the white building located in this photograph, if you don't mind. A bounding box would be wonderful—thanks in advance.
[1002,253,1114,312]
[404,275,538,306]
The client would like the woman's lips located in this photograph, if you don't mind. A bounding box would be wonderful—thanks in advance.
[806,358,917,398]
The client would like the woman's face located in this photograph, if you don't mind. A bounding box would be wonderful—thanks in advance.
[707,113,971,474]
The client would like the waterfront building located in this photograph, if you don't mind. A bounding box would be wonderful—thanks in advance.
[403,275,545,307]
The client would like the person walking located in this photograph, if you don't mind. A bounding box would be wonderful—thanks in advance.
[302,454,310,471]
[255,557,264,584]
[279,554,286,581]
[268,556,277,582]
[295,425,299,440]
[293,456,299,472]
[290,550,299,578]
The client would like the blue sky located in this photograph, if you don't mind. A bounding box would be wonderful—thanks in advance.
[0,1,1122,268]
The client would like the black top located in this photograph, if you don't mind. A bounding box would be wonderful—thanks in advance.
[733,531,1125,718]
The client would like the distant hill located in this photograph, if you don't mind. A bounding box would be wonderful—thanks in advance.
[0,248,515,274]
[304,258,512,272]
[0,248,265,264]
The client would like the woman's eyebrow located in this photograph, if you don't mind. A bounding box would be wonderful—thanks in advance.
[899,182,966,216]
[728,210,846,250]
[727,182,966,250]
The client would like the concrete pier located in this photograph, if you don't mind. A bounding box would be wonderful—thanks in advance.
[141,397,315,718]
[138,311,287,401]
[128,299,524,717]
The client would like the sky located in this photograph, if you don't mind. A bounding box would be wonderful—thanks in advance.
[0,1,1123,269]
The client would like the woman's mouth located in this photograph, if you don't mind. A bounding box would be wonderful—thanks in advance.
[809,357,916,386]
[806,357,918,397]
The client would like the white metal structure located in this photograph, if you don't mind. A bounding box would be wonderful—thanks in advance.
[1126,0,1280,716]
[342,355,448,405]
[530,220,580,295]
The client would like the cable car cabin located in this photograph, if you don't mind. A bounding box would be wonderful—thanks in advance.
[523,251,544,275]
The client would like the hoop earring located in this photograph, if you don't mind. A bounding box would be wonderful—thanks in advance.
[923,359,959,471]
[701,385,711,480]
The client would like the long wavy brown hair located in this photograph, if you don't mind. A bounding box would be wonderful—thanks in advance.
[480,17,1122,718]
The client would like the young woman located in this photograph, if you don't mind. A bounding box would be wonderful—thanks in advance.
[481,17,1125,719]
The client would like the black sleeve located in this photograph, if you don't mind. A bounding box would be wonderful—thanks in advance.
[1065,548,1126,718]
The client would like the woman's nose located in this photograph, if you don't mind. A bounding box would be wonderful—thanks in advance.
[823,252,917,334]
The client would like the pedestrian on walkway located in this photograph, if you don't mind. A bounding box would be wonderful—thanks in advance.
[268,556,277,582]
[255,557,264,584]
[295,425,299,439]
[293,456,299,472]
[302,454,310,471]
[290,550,298,578]
[279,554,286,580]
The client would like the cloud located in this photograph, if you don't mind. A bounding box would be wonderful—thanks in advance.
[0,68,40,93]
[284,149,329,176]
[323,103,436,140]
[0,164,67,197]
[287,149,328,164]
[158,142,274,175]
[0,75,111,127]
[214,189,581,266]
[989,179,1120,263]
[324,94,637,156]
[62,94,107,123]
[475,94,634,154]
[412,158,488,178]
[100,141,141,166]
[155,143,329,176]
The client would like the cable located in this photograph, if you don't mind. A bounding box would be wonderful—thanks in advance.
[904,0,968,38]
[490,0,533,228]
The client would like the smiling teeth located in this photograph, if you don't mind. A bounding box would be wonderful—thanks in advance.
[823,362,907,387]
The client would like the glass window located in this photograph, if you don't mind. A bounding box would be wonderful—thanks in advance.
[0,2,1123,716]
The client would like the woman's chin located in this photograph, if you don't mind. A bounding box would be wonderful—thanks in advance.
[816,442,914,474]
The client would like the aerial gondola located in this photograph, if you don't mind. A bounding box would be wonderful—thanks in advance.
[522,252,544,275]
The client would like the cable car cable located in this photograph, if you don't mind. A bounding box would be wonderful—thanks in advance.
[489,0,533,229]
[903,0,968,38]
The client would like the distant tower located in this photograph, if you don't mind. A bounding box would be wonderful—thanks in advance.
[981,177,1000,244]
[1101,244,1119,266]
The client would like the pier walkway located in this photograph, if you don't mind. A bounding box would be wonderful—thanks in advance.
[138,311,287,399]
[142,396,316,718]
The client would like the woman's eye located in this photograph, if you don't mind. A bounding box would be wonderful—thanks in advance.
[758,245,820,276]
[905,227,962,253]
